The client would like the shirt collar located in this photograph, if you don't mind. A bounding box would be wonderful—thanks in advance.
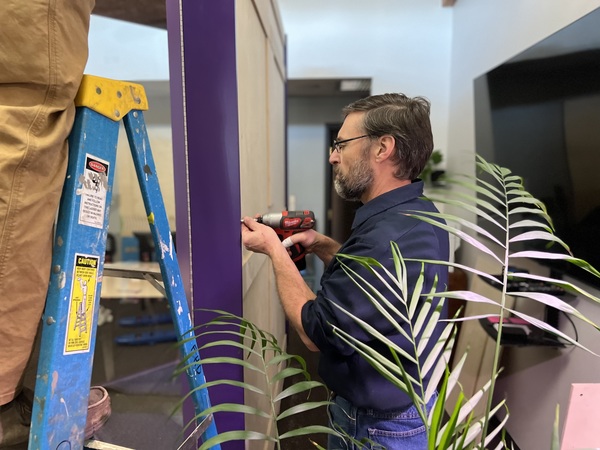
[351,180,425,230]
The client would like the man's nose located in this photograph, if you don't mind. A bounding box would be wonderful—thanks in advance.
[329,151,339,165]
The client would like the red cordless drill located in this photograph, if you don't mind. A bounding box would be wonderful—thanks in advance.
[257,210,316,270]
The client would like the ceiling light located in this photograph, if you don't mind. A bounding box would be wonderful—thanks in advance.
[339,79,371,92]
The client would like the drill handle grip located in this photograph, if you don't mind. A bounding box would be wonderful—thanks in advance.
[288,242,307,271]
[277,229,308,270]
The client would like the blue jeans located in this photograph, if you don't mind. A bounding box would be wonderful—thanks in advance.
[327,394,437,450]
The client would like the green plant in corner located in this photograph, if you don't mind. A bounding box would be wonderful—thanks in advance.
[173,309,338,450]
[420,149,444,184]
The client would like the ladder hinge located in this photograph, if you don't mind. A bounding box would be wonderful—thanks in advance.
[75,74,149,121]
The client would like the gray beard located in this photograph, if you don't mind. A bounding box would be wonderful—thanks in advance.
[333,157,373,201]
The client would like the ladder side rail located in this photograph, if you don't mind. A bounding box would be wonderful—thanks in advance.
[122,111,220,448]
[30,108,119,449]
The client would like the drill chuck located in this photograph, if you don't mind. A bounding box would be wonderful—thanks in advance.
[256,213,282,228]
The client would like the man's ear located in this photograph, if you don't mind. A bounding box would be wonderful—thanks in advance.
[375,135,395,161]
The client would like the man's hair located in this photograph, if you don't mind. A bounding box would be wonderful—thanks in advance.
[342,93,434,180]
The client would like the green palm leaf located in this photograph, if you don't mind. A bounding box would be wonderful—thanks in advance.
[173,310,335,449]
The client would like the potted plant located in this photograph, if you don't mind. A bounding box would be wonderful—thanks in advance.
[420,149,445,186]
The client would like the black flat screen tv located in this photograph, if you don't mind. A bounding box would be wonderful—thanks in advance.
[474,8,600,290]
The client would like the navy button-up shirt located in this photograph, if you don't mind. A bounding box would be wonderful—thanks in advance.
[301,180,449,410]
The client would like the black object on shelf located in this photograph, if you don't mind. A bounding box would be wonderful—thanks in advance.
[478,267,573,347]
[480,316,564,347]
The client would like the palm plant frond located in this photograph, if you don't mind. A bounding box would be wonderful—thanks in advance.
[334,245,503,447]
[173,310,338,450]
[410,154,600,445]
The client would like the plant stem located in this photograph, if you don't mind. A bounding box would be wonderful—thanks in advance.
[479,167,510,448]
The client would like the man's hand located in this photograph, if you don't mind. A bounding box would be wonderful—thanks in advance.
[241,216,282,256]
[284,229,319,253]
[282,228,341,267]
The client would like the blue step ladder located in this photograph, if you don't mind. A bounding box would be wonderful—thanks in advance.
[29,75,220,450]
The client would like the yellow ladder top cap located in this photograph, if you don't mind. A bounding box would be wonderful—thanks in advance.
[75,74,149,121]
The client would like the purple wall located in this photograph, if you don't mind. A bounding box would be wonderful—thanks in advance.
[166,0,244,447]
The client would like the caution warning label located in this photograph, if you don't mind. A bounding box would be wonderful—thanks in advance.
[64,254,99,354]
[78,154,109,229]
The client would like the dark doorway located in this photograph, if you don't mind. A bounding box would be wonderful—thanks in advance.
[325,124,362,243]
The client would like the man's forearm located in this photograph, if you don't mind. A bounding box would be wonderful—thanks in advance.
[310,234,341,266]
[269,245,319,352]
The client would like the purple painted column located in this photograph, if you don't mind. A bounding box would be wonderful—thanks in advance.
[166,0,244,447]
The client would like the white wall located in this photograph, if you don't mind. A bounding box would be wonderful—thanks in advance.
[279,0,453,160]
[86,15,169,81]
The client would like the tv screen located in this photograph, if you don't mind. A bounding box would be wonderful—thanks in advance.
[474,8,600,290]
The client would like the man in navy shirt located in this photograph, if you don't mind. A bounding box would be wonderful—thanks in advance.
[242,93,449,449]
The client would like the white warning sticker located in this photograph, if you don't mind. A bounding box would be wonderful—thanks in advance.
[78,155,110,229]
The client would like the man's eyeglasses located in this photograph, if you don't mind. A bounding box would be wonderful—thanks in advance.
[329,134,372,155]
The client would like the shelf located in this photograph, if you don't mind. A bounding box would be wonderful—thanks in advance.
[477,269,571,348]
[480,317,564,347]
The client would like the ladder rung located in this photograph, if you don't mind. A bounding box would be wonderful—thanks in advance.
[103,263,163,281]
[103,263,166,297]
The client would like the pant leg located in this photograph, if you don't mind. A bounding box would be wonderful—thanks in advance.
[328,395,356,450]
[0,0,95,404]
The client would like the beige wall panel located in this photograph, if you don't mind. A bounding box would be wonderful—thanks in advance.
[251,0,286,77]
[236,0,287,447]
[244,261,285,450]
[243,264,285,450]
[237,0,269,219]
[268,267,286,352]
[267,46,286,211]
[245,259,274,332]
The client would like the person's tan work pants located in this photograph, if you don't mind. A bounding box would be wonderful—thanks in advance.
[0,0,95,404]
